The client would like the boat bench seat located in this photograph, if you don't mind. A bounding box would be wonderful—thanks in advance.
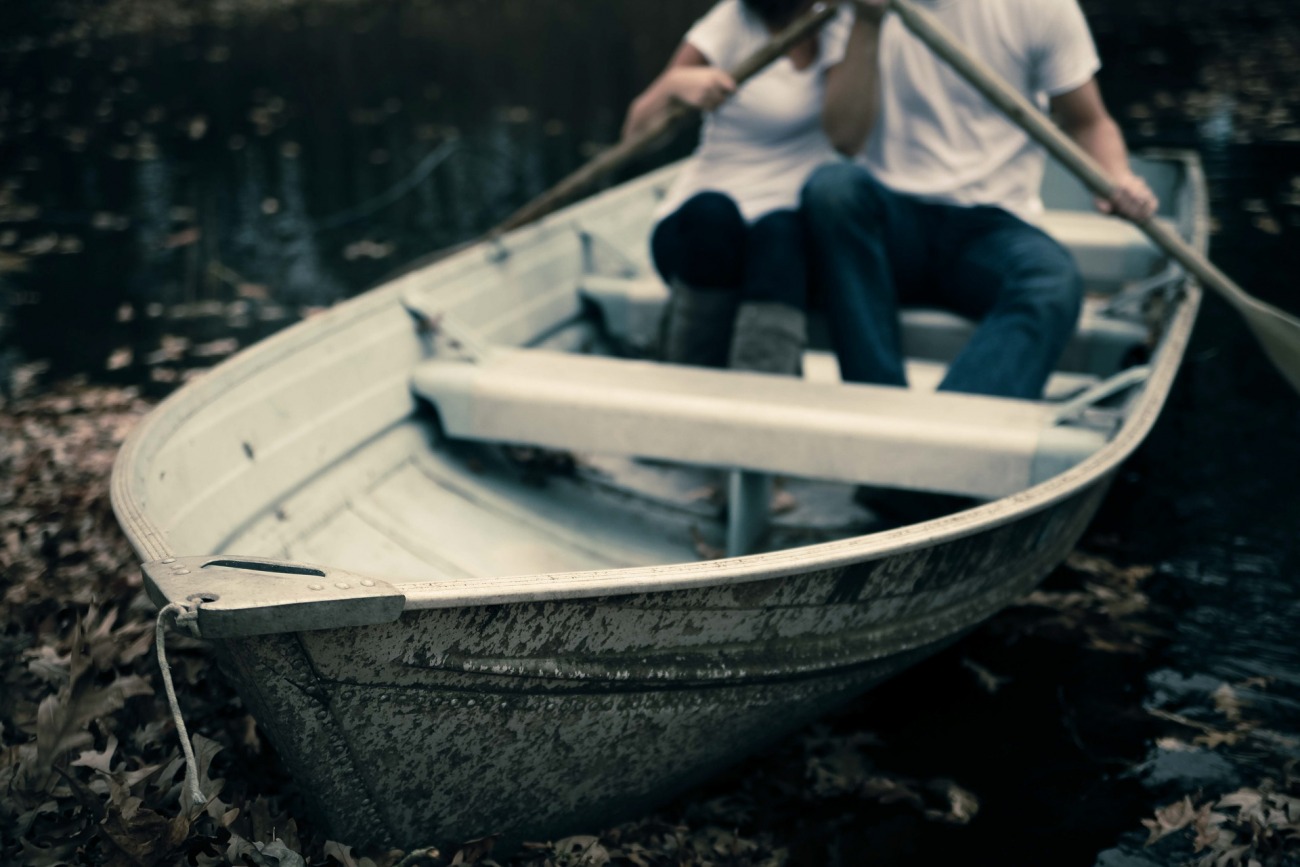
[580,211,1171,372]
[411,349,1108,502]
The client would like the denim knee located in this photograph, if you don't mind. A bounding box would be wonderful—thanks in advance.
[653,192,748,288]
[745,210,809,308]
[675,191,745,237]
[801,162,890,231]
[1012,238,1084,337]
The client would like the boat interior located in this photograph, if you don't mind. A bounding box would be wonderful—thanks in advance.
[135,155,1200,587]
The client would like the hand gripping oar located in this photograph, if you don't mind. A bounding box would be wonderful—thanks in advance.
[490,1,841,236]
[888,0,1300,394]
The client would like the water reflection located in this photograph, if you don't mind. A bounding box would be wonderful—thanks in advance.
[1,0,711,379]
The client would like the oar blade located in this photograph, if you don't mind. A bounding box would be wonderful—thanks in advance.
[1242,301,1300,394]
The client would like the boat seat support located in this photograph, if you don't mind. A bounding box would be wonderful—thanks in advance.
[727,470,772,558]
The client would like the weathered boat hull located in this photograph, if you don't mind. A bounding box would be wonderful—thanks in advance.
[112,151,1206,848]
[218,482,1107,848]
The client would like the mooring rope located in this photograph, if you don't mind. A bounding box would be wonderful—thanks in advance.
[155,601,206,808]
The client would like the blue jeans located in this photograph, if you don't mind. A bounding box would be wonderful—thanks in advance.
[651,192,808,310]
[801,163,1083,400]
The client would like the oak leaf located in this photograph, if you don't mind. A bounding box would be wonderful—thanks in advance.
[1143,796,1199,845]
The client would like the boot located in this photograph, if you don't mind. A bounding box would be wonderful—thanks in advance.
[660,279,739,368]
[727,301,807,376]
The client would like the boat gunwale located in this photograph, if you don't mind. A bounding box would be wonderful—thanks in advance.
[110,152,1208,612]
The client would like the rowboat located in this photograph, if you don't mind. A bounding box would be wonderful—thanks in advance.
[112,150,1206,850]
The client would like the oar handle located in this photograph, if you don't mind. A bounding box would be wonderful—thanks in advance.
[491,1,842,236]
[887,0,1254,314]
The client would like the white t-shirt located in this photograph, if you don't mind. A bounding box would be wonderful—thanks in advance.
[656,0,854,223]
[861,0,1100,220]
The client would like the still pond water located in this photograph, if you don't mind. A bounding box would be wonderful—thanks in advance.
[2,1,1299,864]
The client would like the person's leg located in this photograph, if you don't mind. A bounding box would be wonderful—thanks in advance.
[651,192,748,289]
[801,163,931,387]
[651,192,748,367]
[728,209,809,375]
[803,165,974,526]
[930,208,1083,399]
[740,209,808,309]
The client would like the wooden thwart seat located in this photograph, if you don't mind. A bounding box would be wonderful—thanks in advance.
[411,350,1111,503]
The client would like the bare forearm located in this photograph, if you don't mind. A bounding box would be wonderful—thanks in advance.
[622,78,679,141]
[622,48,732,142]
[1051,80,1158,220]
[1059,113,1131,180]
[823,16,883,155]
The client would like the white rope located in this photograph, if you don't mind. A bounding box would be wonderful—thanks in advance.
[155,602,206,808]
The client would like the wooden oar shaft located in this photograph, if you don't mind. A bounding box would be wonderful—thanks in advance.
[887,0,1255,316]
[492,1,841,236]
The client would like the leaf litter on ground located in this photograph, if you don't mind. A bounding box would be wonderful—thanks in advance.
[1140,672,1300,866]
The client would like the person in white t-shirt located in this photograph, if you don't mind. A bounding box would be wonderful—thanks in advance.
[805,0,1156,396]
[802,0,1157,523]
[623,0,852,374]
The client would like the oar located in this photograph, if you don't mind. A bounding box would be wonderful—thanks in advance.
[490,1,841,235]
[888,0,1300,394]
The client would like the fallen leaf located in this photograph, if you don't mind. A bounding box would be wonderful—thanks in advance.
[1156,737,1197,752]
[72,735,119,774]
[960,657,1011,694]
[228,835,306,867]
[106,347,133,370]
[1143,796,1199,845]
[324,840,359,867]
[163,227,201,249]
[552,836,611,866]
[1196,728,1247,749]
[449,835,496,864]
[28,648,152,792]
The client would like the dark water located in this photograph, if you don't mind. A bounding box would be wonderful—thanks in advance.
[3,1,1299,864]
[0,0,705,382]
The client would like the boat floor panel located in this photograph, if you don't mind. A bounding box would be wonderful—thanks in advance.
[270,431,883,583]
[290,504,454,583]
[280,437,729,583]
[366,458,625,577]
[408,447,709,567]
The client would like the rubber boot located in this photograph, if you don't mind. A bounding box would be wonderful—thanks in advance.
[727,301,807,376]
[660,280,740,368]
